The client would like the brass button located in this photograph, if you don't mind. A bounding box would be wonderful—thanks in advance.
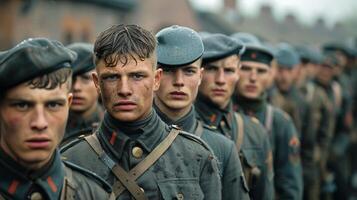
[176,193,184,200]
[30,192,43,200]
[132,146,143,158]
[140,187,145,192]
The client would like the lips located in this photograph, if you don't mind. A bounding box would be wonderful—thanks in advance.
[113,100,137,111]
[211,88,226,96]
[169,91,187,100]
[26,138,51,149]
[245,85,257,92]
[72,96,85,105]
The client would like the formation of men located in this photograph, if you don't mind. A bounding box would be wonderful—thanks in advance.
[0,23,356,200]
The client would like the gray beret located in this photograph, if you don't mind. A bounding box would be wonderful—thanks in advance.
[67,42,95,76]
[202,33,245,62]
[156,25,203,67]
[0,38,76,90]
[275,43,300,69]
[231,32,261,46]
[323,42,355,58]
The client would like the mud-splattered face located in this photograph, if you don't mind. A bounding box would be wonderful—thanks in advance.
[93,55,162,122]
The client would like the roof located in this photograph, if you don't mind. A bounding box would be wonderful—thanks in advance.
[70,0,137,11]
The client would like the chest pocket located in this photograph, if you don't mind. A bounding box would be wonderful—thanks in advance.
[158,178,204,200]
[240,148,263,190]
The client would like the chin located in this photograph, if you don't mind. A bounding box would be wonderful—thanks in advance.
[110,112,142,122]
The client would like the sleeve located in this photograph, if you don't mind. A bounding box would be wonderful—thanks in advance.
[221,142,250,200]
[274,116,303,200]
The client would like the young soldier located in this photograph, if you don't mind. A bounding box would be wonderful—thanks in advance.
[64,43,103,144]
[61,24,221,199]
[0,38,114,199]
[195,33,273,200]
[153,25,250,200]
[232,39,303,200]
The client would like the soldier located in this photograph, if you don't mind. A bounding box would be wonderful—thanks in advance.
[0,38,114,199]
[61,24,221,199]
[63,42,104,144]
[232,37,303,200]
[194,33,273,200]
[273,44,322,200]
[153,25,250,200]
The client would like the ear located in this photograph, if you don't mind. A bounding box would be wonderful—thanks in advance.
[236,62,242,80]
[153,68,162,91]
[92,71,101,96]
[67,92,73,106]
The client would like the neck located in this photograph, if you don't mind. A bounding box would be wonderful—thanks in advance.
[153,98,192,121]
[76,102,98,120]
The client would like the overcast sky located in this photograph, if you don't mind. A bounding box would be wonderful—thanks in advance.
[189,0,357,26]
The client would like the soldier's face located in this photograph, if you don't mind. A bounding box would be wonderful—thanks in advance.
[0,82,72,170]
[275,67,298,92]
[93,55,162,122]
[70,70,99,116]
[316,64,334,85]
[236,61,271,99]
[199,55,239,109]
[155,60,203,113]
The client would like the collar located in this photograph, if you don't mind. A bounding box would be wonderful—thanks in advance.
[195,94,233,129]
[98,110,168,161]
[66,106,103,131]
[154,104,197,133]
[0,149,64,200]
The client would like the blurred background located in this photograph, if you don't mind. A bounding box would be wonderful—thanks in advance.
[0,0,356,50]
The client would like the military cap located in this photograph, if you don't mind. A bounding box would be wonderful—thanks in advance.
[241,43,274,66]
[323,42,355,58]
[156,25,203,67]
[201,33,245,62]
[67,42,95,76]
[294,45,312,63]
[0,38,76,90]
[231,32,261,46]
[275,43,300,69]
[321,52,339,68]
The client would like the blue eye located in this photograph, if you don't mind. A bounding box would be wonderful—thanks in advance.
[13,102,30,111]
[102,74,118,82]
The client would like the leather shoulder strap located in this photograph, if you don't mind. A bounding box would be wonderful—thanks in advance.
[0,194,6,200]
[331,81,342,108]
[195,120,204,138]
[265,105,273,135]
[85,128,180,199]
[234,112,244,152]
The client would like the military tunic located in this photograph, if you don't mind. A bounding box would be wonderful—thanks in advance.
[195,95,273,200]
[0,149,114,200]
[61,110,221,200]
[154,104,250,200]
[233,94,303,200]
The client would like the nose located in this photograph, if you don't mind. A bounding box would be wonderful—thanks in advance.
[215,68,225,85]
[173,70,184,87]
[72,78,81,92]
[117,77,132,97]
[249,70,257,82]
[30,106,48,131]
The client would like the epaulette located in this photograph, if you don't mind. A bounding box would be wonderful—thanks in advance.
[172,125,213,153]
[61,128,93,147]
[60,132,89,153]
[202,124,217,131]
[249,116,260,124]
[63,160,112,193]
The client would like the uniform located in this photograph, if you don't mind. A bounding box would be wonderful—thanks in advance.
[0,38,114,200]
[61,111,221,200]
[232,39,303,200]
[154,26,249,200]
[195,97,273,200]
[155,105,250,200]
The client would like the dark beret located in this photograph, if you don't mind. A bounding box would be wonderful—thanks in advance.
[202,33,245,62]
[67,42,95,76]
[241,44,274,66]
[231,32,261,46]
[0,37,76,90]
[275,43,300,69]
[156,25,203,67]
[321,52,339,68]
[323,42,355,58]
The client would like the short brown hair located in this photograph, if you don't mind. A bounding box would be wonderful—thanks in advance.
[94,24,157,67]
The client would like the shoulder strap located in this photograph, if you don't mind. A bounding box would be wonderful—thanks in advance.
[234,112,244,152]
[195,120,204,138]
[0,194,5,200]
[85,128,180,199]
[61,167,76,200]
[331,81,342,108]
[265,105,273,135]
[306,82,315,103]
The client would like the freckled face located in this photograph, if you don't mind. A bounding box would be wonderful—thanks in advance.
[0,82,72,170]
[93,55,162,122]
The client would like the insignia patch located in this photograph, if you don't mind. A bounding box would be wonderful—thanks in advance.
[210,114,217,123]
[288,136,301,164]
